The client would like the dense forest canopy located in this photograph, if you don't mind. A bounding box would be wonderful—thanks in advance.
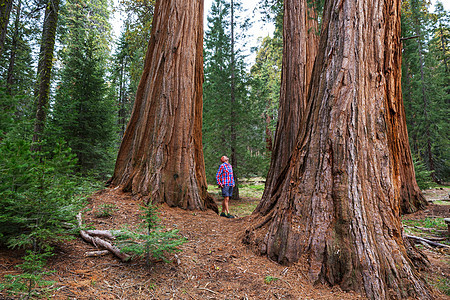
[0,0,447,184]
[0,0,448,298]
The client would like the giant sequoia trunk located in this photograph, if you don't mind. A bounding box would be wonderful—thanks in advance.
[110,0,216,211]
[244,0,432,298]
[256,0,318,215]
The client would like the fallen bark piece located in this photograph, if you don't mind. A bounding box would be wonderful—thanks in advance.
[406,234,450,248]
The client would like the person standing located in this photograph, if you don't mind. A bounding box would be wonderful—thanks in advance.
[216,156,235,218]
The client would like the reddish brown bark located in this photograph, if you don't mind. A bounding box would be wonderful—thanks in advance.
[388,37,427,214]
[110,0,216,212]
[244,0,432,298]
[255,0,319,215]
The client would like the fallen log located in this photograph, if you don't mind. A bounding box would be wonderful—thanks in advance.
[85,250,110,257]
[76,213,130,262]
[425,236,448,242]
[405,234,450,248]
[85,230,116,240]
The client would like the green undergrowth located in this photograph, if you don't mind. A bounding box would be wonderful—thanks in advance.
[114,204,187,264]
[403,217,447,232]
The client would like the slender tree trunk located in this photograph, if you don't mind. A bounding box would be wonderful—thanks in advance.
[110,0,216,212]
[118,56,127,138]
[439,27,448,73]
[264,111,273,152]
[6,0,20,95]
[255,0,318,215]
[0,0,13,56]
[244,0,432,298]
[229,0,239,199]
[32,0,60,149]
[403,61,417,153]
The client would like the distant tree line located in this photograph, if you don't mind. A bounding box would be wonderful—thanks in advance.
[401,0,449,185]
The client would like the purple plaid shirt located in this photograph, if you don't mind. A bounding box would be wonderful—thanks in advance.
[216,162,235,187]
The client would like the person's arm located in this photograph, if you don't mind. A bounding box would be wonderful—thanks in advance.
[228,164,235,187]
[216,165,224,187]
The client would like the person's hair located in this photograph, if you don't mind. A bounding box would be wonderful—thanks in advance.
[220,156,228,163]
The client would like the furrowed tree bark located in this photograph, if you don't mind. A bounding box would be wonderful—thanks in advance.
[32,0,60,150]
[110,0,216,212]
[255,0,318,215]
[0,0,13,57]
[244,0,432,298]
[230,0,239,200]
[6,0,21,95]
[391,48,427,214]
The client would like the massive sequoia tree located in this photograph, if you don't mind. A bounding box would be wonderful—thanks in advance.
[256,0,318,215]
[110,0,216,211]
[244,0,432,298]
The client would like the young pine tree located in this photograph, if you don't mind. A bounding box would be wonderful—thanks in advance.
[110,31,134,139]
[52,0,117,177]
[402,0,449,183]
[203,0,265,189]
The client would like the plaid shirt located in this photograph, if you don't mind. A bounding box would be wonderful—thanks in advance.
[216,162,235,187]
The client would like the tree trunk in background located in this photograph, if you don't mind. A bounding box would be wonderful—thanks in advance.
[230,0,239,199]
[0,0,13,56]
[399,57,427,214]
[110,0,216,212]
[244,0,432,298]
[118,55,128,138]
[32,0,60,149]
[255,0,318,215]
[6,0,21,95]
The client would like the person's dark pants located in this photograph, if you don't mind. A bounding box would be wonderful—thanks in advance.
[222,185,233,197]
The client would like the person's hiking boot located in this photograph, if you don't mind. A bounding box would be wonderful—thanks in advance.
[220,212,227,217]
[226,214,235,219]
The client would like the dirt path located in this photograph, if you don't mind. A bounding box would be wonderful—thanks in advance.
[1,187,448,299]
[51,189,363,299]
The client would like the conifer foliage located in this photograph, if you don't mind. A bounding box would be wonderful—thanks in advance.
[52,0,117,175]
[203,0,267,188]
[401,0,449,183]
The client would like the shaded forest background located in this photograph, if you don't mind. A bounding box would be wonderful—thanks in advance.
[0,0,447,186]
[0,0,448,297]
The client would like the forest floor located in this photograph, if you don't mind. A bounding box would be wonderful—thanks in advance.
[0,185,449,299]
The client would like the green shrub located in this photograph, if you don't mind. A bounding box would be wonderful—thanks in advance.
[0,251,56,299]
[0,138,82,251]
[413,156,435,189]
[115,204,187,263]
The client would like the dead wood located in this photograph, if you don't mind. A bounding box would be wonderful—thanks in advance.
[406,234,450,248]
[84,230,115,240]
[425,236,448,242]
[84,250,110,257]
[77,212,130,262]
